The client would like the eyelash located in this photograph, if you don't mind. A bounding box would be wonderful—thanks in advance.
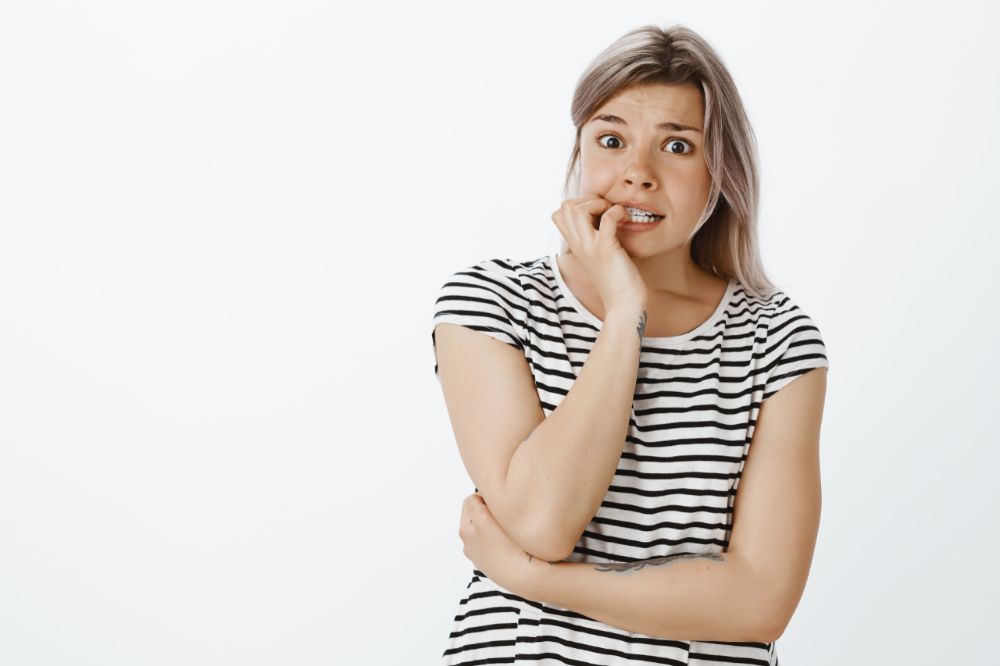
[596,133,694,155]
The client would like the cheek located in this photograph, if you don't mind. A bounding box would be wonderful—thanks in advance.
[667,168,711,198]
[579,158,616,190]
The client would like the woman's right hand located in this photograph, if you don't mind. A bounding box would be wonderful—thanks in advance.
[551,194,649,311]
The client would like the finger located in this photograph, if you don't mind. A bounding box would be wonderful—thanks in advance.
[552,205,580,251]
[563,193,605,208]
[598,204,627,241]
[573,195,613,212]
[572,197,614,236]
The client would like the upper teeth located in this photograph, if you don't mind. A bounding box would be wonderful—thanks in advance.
[625,206,660,216]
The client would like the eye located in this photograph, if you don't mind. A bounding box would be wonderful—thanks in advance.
[596,133,694,155]
[597,133,625,149]
[664,139,693,155]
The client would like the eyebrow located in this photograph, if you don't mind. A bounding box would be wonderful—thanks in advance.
[590,113,703,134]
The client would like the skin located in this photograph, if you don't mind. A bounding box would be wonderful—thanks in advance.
[559,81,729,335]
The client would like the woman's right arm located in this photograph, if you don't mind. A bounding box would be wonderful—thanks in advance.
[437,195,648,563]
[505,303,645,561]
[435,301,645,564]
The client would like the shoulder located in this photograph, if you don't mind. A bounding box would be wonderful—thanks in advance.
[760,288,826,341]
[431,255,547,369]
[432,254,548,328]
[464,256,527,289]
[466,255,548,281]
[750,286,830,399]
[736,284,824,333]
[438,255,550,301]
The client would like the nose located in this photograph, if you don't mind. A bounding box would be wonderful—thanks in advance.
[625,175,655,189]
[623,157,657,190]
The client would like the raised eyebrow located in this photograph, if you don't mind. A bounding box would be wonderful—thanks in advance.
[590,113,703,134]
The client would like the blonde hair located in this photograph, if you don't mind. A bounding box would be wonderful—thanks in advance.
[561,23,777,299]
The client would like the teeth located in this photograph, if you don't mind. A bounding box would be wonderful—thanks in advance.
[623,206,663,223]
[625,206,661,216]
[624,206,663,223]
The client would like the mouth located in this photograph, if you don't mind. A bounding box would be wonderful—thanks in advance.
[611,200,666,222]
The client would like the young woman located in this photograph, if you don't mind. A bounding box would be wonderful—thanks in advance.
[431,23,828,666]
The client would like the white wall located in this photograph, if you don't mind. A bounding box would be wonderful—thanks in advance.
[0,1,996,663]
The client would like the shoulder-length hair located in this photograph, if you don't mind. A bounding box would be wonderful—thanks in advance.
[562,23,777,299]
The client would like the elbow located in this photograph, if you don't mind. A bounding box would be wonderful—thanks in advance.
[548,538,577,563]
[750,603,790,644]
[491,485,574,563]
[500,481,579,562]
[725,612,782,644]
[524,527,575,563]
[750,620,780,645]
[523,516,577,563]
[762,610,790,644]
[524,540,572,564]
[498,512,570,564]
[743,559,794,643]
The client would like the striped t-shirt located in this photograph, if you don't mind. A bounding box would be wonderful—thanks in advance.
[431,252,829,666]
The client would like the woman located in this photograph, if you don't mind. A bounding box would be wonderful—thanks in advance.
[431,23,828,666]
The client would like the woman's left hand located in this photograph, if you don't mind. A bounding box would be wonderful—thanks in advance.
[459,491,530,593]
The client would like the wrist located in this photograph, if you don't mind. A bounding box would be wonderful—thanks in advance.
[603,304,648,338]
[605,301,647,321]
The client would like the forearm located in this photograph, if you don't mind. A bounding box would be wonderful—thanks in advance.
[503,305,645,558]
[512,551,779,643]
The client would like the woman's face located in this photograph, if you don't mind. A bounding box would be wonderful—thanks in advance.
[578,82,712,258]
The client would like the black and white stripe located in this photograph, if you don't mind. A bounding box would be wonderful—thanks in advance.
[432,253,828,665]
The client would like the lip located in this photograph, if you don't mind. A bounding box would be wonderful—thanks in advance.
[613,200,665,216]
[619,218,663,232]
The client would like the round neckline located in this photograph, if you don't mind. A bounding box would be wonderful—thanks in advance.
[548,252,735,345]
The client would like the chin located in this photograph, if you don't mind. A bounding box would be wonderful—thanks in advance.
[624,236,684,261]
[622,240,661,258]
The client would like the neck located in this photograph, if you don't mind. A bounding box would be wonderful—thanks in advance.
[561,244,714,300]
[628,245,713,299]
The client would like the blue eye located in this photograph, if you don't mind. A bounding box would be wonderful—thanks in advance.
[596,133,693,155]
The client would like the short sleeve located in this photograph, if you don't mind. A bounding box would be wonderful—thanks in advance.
[761,293,829,401]
[430,258,527,378]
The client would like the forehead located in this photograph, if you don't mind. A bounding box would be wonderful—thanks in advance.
[588,83,703,128]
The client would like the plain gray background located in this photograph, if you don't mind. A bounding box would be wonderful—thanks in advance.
[1,1,997,663]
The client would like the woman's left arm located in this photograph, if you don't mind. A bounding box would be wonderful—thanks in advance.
[491,368,828,643]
